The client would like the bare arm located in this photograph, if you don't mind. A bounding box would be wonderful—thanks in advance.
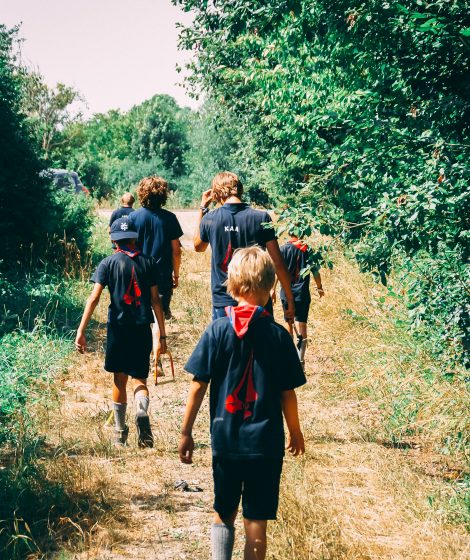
[151,285,167,353]
[179,379,209,464]
[281,389,305,456]
[193,189,212,252]
[171,239,182,287]
[266,239,295,322]
[272,277,279,304]
[313,270,324,297]
[75,283,104,353]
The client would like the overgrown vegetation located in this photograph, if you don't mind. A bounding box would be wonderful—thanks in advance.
[1,6,469,556]
[0,25,93,257]
[173,0,470,365]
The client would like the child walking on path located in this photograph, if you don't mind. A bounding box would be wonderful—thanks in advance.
[179,247,306,560]
[194,171,295,322]
[276,231,324,370]
[75,217,167,447]
[109,192,135,228]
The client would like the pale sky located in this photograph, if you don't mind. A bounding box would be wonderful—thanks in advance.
[1,0,200,115]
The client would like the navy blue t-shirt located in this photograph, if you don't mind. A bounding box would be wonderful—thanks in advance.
[91,252,158,326]
[200,203,277,307]
[184,315,306,459]
[109,206,134,226]
[129,208,183,289]
[280,241,318,304]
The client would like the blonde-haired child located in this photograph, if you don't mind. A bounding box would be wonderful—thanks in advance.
[179,246,305,560]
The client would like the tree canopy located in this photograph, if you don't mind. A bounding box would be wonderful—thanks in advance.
[174,0,470,364]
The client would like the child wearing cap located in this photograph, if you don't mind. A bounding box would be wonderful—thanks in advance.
[179,246,306,560]
[275,229,324,371]
[75,217,167,447]
[109,192,135,229]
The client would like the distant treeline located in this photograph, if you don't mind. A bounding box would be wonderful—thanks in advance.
[0,22,241,257]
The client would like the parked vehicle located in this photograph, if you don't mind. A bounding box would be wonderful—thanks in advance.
[47,169,90,195]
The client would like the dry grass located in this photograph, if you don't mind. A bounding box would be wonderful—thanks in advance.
[21,233,469,559]
[311,246,469,464]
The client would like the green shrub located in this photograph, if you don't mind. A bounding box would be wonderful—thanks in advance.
[174,0,470,363]
[47,190,94,253]
[0,327,70,446]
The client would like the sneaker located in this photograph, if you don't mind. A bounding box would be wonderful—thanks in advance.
[136,415,154,448]
[113,425,129,447]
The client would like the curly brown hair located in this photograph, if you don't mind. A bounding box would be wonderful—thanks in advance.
[137,176,168,210]
[211,171,243,203]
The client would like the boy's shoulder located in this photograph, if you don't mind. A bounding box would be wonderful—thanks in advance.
[207,314,289,343]
[99,252,154,268]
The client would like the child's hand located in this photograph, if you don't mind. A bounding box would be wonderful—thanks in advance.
[286,430,305,457]
[317,288,325,298]
[179,434,195,464]
[284,299,295,324]
[160,337,168,354]
[75,332,87,353]
[201,188,213,208]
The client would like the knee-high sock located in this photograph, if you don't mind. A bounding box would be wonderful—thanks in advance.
[134,390,149,418]
[211,523,235,560]
[113,402,127,431]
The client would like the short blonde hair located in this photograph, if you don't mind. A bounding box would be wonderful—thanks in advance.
[227,246,275,299]
[137,176,168,210]
[121,192,135,206]
[211,171,243,203]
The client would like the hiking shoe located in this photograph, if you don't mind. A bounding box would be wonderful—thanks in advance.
[113,425,129,448]
[136,415,154,448]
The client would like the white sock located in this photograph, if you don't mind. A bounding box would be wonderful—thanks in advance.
[211,523,235,560]
[113,402,127,431]
[135,391,149,418]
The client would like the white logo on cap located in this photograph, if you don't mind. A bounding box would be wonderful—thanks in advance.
[120,222,129,231]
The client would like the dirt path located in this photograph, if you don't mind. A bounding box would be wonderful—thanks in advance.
[51,235,469,559]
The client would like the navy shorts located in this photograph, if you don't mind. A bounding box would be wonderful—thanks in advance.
[104,323,152,379]
[212,457,283,520]
[282,298,310,323]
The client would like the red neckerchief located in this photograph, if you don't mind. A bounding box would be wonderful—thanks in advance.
[225,304,270,339]
[115,247,141,258]
[115,247,142,306]
[289,239,308,252]
[225,350,257,420]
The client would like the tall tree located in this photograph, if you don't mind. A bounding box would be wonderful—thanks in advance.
[20,69,83,159]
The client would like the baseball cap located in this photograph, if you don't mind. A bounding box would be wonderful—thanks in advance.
[110,217,138,241]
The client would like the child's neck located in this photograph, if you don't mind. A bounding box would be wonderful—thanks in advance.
[224,196,242,204]
[117,242,137,252]
[236,294,269,308]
